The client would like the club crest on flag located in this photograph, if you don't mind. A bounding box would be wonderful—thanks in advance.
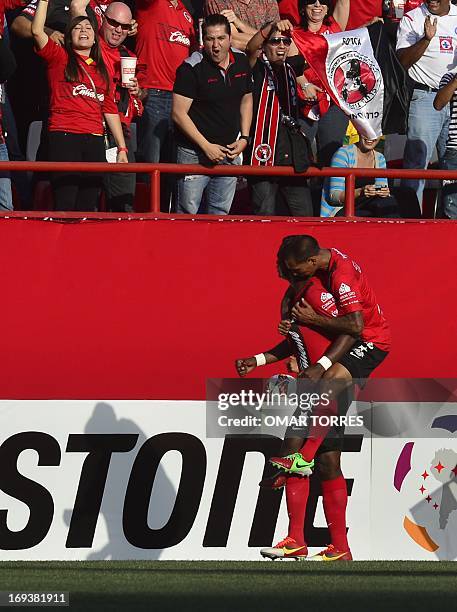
[331,53,381,110]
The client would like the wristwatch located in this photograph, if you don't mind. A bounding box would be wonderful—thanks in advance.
[239,135,252,145]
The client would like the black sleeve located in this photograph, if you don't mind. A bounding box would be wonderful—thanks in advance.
[0,39,17,83]
[287,55,305,76]
[173,62,198,99]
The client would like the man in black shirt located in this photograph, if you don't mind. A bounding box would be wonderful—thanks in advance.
[245,21,313,216]
[172,13,253,214]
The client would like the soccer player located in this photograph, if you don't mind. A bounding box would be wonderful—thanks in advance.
[268,235,390,478]
[236,272,357,561]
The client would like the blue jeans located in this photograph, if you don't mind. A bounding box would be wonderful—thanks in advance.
[137,89,173,163]
[0,142,12,211]
[175,146,240,215]
[401,89,450,206]
[441,147,457,219]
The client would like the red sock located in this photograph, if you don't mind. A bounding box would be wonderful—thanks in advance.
[321,476,350,552]
[286,475,309,545]
[299,400,338,462]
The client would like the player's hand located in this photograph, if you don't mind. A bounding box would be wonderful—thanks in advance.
[424,15,437,41]
[235,357,257,377]
[298,364,325,382]
[275,19,294,33]
[226,139,246,159]
[287,356,299,374]
[203,142,230,163]
[128,19,138,36]
[278,319,292,335]
[291,298,318,325]
[49,30,65,46]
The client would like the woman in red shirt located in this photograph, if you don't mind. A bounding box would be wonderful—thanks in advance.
[32,0,128,211]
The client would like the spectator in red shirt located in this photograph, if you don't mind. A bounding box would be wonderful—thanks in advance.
[32,0,128,211]
[73,0,144,211]
[135,0,195,169]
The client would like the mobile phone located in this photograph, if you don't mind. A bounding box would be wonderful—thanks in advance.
[375,185,385,191]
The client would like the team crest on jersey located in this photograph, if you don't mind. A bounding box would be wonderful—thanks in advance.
[439,37,453,53]
[254,144,272,162]
[339,283,351,295]
[183,11,192,23]
[321,292,333,303]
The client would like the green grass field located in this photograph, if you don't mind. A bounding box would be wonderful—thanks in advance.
[0,561,455,611]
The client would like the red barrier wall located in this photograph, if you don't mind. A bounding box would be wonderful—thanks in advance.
[2,216,456,399]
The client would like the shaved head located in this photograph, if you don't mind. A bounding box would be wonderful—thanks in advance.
[102,2,132,47]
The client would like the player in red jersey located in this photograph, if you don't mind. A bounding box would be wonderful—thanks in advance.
[269,234,390,480]
[236,271,357,561]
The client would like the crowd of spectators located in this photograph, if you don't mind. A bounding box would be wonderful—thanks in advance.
[0,0,455,217]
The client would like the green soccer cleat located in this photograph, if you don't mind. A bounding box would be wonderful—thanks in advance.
[269,452,314,476]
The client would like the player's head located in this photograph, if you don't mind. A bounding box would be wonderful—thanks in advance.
[277,235,320,281]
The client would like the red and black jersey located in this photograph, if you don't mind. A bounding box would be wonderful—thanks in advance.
[283,277,338,365]
[36,38,117,134]
[317,248,391,351]
[135,0,195,91]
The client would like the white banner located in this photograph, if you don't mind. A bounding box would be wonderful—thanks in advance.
[324,28,384,139]
[0,400,455,560]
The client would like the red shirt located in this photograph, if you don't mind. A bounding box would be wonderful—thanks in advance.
[299,17,341,86]
[36,39,117,134]
[290,277,339,363]
[1,0,25,35]
[317,248,391,351]
[278,0,300,25]
[346,0,382,30]
[135,0,195,91]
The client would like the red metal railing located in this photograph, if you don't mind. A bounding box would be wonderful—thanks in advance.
[0,161,454,217]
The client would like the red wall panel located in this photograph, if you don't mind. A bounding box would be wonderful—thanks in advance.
[1,217,456,399]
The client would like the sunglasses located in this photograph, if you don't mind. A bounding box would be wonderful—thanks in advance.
[303,0,330,5]
[104,15,131,31]
[268,36,292,46]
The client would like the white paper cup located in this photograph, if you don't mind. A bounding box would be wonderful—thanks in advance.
[120,56,137,86]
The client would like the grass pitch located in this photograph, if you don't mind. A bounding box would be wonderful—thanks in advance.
[0,561,455,611]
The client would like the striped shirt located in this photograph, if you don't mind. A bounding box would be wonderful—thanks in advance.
[320,144,388,217]
[439,72,457,149]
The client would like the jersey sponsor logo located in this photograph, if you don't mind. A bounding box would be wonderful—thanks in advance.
[169,30,191,46]
[72,84,105,103]
[183,10,192,23]
[339,283,351,295]
[321,292,333,303]
[439,37,453,53]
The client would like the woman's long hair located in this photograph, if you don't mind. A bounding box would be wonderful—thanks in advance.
[64,15,110,91]
[299,0,334,30]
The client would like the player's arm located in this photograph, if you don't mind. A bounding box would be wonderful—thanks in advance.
[291,298,363,335]
[235,340,293,377]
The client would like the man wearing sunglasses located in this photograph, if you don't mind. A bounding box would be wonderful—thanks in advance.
[244,22,313,216]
